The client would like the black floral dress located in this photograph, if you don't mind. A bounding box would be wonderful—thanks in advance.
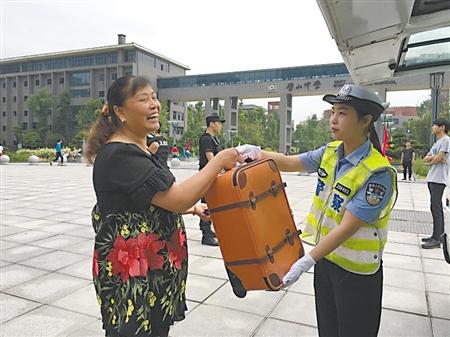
[91,142,187,336]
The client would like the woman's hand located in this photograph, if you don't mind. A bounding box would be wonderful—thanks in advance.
[215,148,240,170]
[192,203,210,221]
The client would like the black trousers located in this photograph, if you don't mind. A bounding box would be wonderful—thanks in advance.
[53,152,63,163]
[402,161,412,180]
[314,259,383,337]
[428,182,446,240]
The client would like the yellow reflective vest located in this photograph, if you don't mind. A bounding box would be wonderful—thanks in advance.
[301,141,398,275]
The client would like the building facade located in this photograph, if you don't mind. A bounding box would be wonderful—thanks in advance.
[0,34,189,147]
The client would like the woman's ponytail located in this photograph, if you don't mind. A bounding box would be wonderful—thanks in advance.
[369,123,382,154]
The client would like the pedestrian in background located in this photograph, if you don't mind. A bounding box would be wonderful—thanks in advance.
[421,118,450,249]
[400,141,415,181]
[198,113,225,246]
[50,140,63,165]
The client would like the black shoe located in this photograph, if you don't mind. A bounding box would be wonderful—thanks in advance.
[421,239,441,249]
[421,236,433,242]
[201,235,219,246]
[401,178,406,181]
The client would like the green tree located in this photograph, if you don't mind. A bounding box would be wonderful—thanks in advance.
[53,89,72,144]
[403,98,450,157]
[180,102,206,154]
[293,114,330,153]
[234,108,265,146]
[27,88,54,145]
[12,126,24,146]
[264,111,279,150]
[77,99,102,131]
[159,99,169,134]
[22,130,41,149]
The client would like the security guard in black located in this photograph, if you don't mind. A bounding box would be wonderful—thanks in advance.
[198,114,225,245]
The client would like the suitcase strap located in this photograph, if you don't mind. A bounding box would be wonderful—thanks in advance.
[225,229,302,267]
[209,182,287,214]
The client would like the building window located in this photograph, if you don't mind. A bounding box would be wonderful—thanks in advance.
[13,111,17,117]
[161,64,164,71]
[70,88,91,98]
[22,122,28,130]
[69,72,90,86]
[13,81,16,88]
[47,78,52,85]
[125,51,136,63]
[2,111,5,117]
[24,110,28,116]
[24,95,28,101]
[2,126,6,131]
[13,96,17,102]
[35,79,40,86]
[48,124,52,131]
[98,91,105,98]
[2,97,5,103]
[32,122,38,129]
[112,73,117,80]
[1,83,5,88]
[24,80,28,87]
[98,74,104,82]
[172,111,177,120]
[59,77,64,84]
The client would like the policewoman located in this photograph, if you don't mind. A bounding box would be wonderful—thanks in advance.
[238,84,398,337]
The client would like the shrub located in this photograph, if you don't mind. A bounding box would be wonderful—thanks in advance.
[8,148,55,162]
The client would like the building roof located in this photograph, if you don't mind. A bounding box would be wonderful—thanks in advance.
[0,42,190,70]
[386,106,417,117]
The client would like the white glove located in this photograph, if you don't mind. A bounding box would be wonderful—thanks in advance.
[236,144,262,161]
[282,253,316,288]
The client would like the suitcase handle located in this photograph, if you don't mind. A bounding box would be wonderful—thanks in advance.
[209,182,287,214]
[224,229,302,267]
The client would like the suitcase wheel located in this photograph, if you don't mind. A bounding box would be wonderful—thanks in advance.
[226,267,247,298]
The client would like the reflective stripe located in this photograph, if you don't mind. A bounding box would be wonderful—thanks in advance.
[320,216,388,242]
[326,252,380,275]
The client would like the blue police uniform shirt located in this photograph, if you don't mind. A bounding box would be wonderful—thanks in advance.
[299,139,393,224]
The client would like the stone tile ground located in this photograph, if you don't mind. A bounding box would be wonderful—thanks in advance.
[0,162,449,336]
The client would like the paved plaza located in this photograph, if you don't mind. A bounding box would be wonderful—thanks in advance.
[1,161,449,337]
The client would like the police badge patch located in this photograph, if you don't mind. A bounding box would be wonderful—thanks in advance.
[366,183,386,206]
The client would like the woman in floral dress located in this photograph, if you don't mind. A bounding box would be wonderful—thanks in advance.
[86,76,239,337]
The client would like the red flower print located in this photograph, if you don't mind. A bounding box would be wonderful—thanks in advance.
[92,249,99,278]
[140,233,165,271]
[167,229,187,270]
[107,234,165,282]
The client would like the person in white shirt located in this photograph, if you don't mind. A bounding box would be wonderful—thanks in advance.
[422,118,450,249]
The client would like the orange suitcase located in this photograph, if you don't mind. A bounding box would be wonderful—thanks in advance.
[205,159,304,298]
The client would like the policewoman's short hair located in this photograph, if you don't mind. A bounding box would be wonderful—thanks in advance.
[323,84,387,121]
